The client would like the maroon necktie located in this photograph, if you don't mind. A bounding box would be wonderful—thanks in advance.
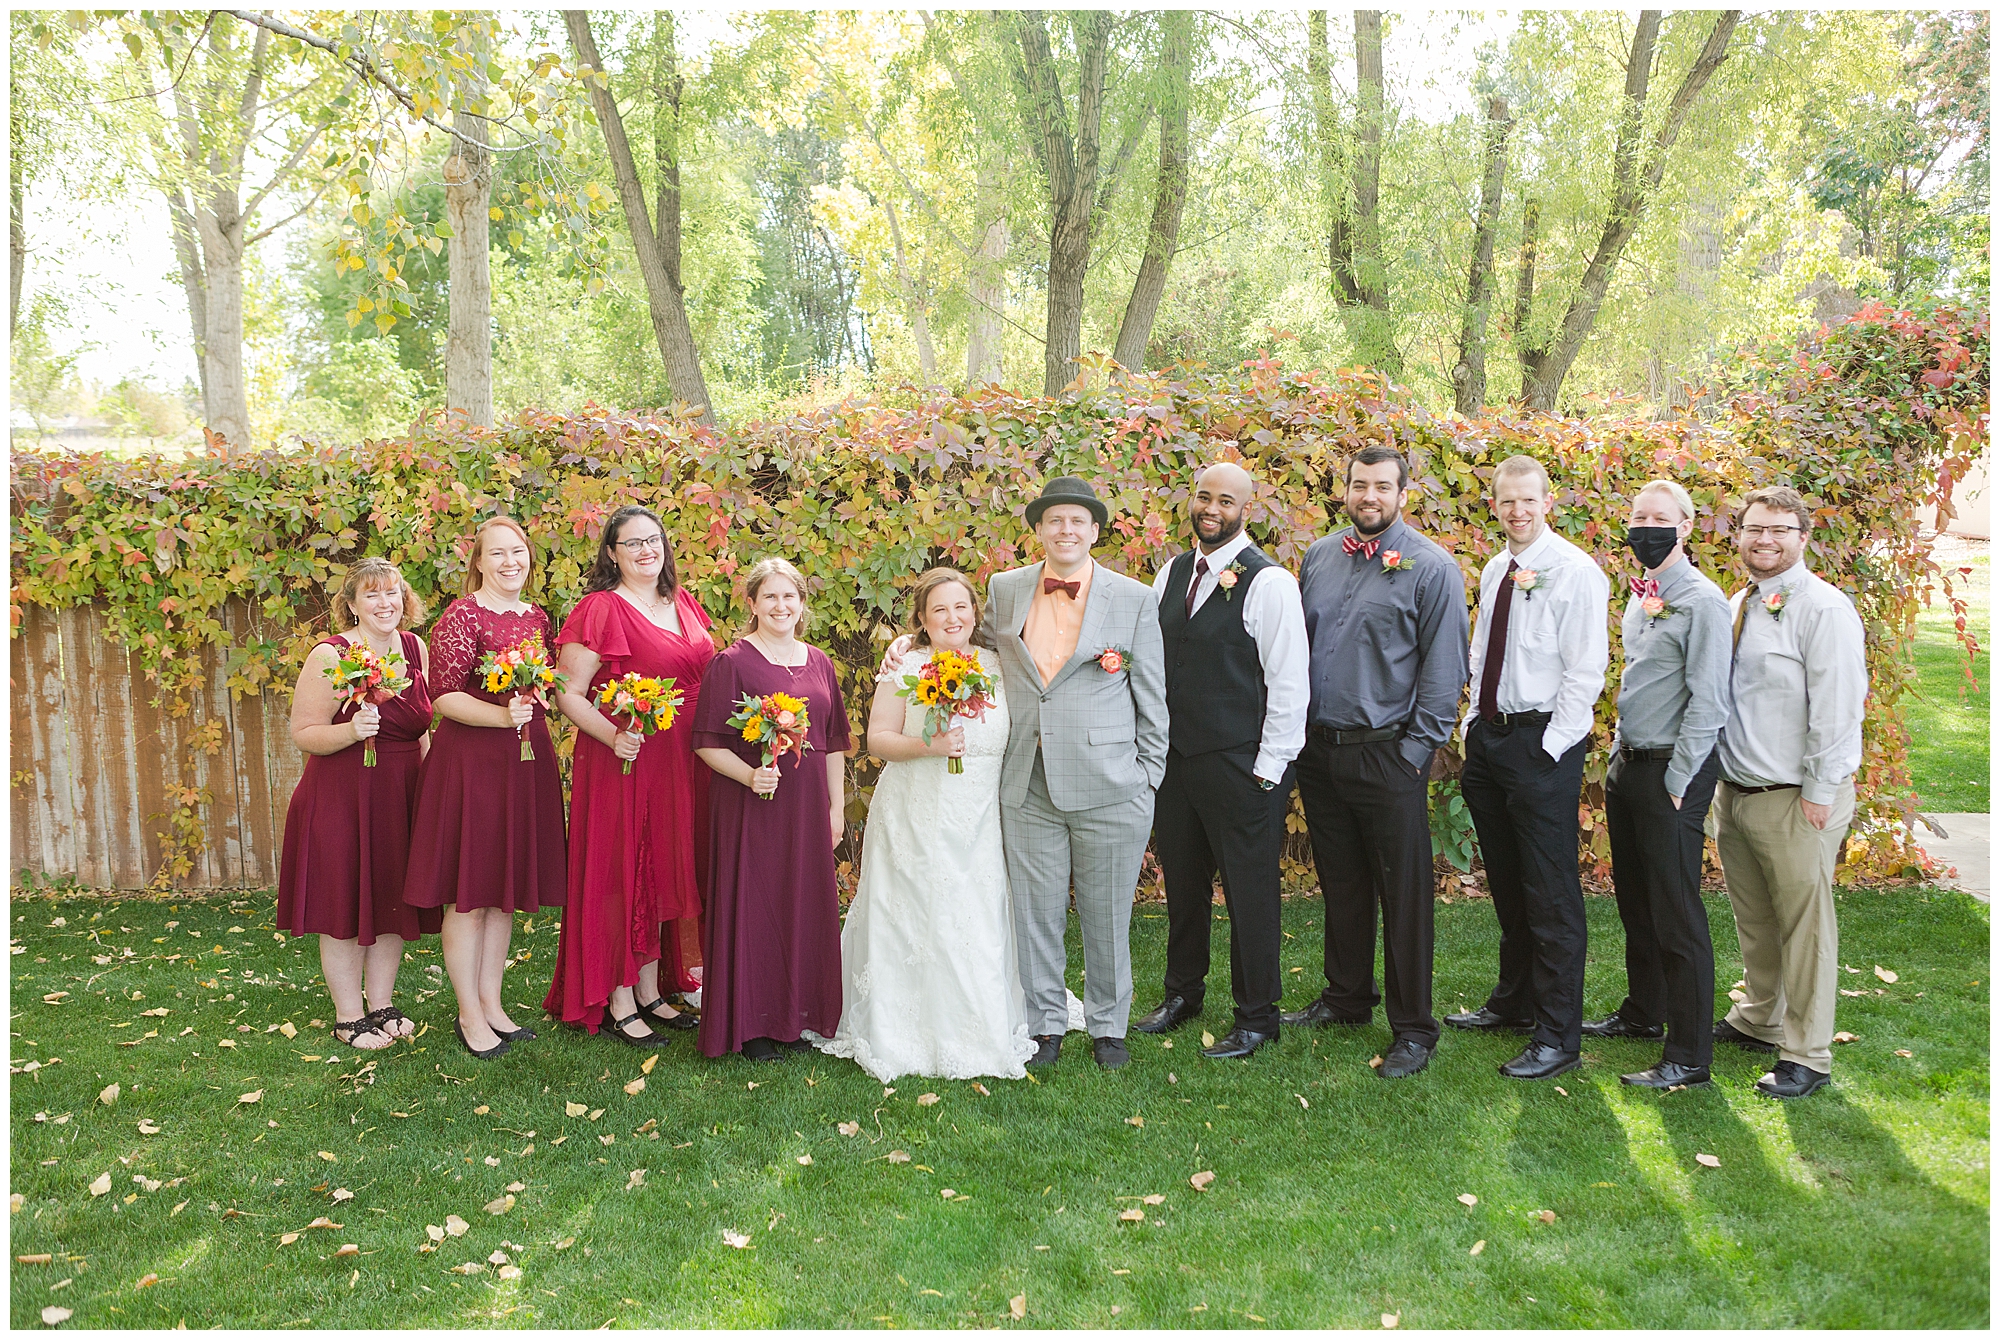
[1630,577,1659,598]
[1043,577,1080,598]
[1478,559,1518,721]
[1342,534,1380,560]
[1184,555,1208,619]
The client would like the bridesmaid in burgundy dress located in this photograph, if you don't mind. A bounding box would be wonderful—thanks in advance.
[278,557,440,1049]
[693,557,851,1062]
[404,517,568,1060]
[545,505,714,1046]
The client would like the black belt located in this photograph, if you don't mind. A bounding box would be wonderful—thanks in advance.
[1479,710,1552,730]
[1311,724,1404,745]
[1723,779,1799,796]
[1619,746,1676,762]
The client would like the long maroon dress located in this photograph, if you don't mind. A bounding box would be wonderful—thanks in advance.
[692,639,851,1058]
[542,588,715,1031]
[277,631,442,944]
[403,598,568,913]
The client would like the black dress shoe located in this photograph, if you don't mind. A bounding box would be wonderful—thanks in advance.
[1201,1027,1275,1060]
[495,1024,538,1043]
[1499,1042,1580,1080]
[1092,1037,1130,1069]
[1026,1034,1061,1069]
[1378,1038,1433,1079]
[779,1037,814,1053]
[1713,1018,1778,1053]
[1620,1060,1711,1088]
[1582,1011,1665,1039]
[602,1007,670,1048]
[635,995,699,1031]
[454,1019,510,1060]
[1446,1006,1534,1033]
[742,1037,783,1063]
[1755,1059,1830,1099]
[1133,995,1201,1034]
[1279,999,1369,1029]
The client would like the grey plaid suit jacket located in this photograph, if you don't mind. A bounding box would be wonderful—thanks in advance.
[989,561,1168,812]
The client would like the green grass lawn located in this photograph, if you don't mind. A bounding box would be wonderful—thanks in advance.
[9,889,1988,1329]
[1907,551,1989,813]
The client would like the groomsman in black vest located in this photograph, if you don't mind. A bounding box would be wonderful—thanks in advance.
[1134,461,1309,1059]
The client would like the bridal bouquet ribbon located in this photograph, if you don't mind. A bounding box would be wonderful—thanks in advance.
[727,691,812,798]
[324,643,412,767]
[594,672,683,775]
[898,647,998,774]
[477,635,569,761]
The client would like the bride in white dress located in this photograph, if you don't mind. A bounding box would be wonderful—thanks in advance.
[811,568,1039,1082]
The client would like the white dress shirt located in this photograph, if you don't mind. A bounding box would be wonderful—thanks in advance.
[1463,527,1611,760]
[1152,530,1309,784]
[1717,559,1867,805]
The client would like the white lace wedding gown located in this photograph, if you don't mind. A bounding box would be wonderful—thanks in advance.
[812,645,1042,1081]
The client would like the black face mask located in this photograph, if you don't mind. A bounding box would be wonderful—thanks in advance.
[1625,526,1681,570]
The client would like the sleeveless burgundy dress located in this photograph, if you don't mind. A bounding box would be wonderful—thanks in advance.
[542,588,715,1031]
[277,631,442,944]
[403,598,568,912]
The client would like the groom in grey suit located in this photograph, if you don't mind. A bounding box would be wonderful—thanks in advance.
[989,476,1168,1070]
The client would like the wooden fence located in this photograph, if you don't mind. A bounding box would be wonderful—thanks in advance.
[10,599,305,890]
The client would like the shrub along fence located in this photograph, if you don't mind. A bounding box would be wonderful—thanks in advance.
[9,302,1986,892]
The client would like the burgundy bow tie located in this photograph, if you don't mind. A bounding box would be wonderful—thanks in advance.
[1630,578,1659,598]
[1043,577,1081,599]
[1342,534,1380,561]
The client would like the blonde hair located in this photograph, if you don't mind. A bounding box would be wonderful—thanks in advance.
[462,516,537,597]
[743,557,811,635]
[332,556,425,631]
[906,567,994,650]
[1492,454,1551,497]
[1635,479,1695,524]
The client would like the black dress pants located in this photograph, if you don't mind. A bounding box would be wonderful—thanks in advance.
[1155,745,1290,1035]
[1460,718,1588,1053]
[1606,747,1721,1068]
[1295,734,1439,1049]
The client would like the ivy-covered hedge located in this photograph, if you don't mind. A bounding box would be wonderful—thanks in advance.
[10,301,1986,887]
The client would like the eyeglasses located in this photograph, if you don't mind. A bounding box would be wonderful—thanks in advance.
[1739,525,1802,539]
[614,534,666,553]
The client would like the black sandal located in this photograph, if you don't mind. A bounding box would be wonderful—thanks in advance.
[603,1007,669,1048]
[635,995,699,1032]
[332,1017,393,1049]
[361,1006,413,1039]
[455,1019,511,1060]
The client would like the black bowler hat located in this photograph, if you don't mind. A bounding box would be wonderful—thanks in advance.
[1024,475,1109,528]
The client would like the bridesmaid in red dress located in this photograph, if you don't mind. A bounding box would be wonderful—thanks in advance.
[404,517,568,1060]
[545,505,714,1046]
[693,557,851,1062]
[277,557,440,1050]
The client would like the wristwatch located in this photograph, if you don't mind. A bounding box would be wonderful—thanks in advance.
[1257,777,1277,791]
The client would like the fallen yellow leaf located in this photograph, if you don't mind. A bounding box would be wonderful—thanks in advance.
[1200,1032,1216,1048]
[972,1083,990,1096]
[474,1105,490,1115]
[88,1173,111,1198]
[1470,1239,1486,1256]
[1190,1171,1216,1191]
[17,1253,53,1265]
[333,1244,358,1258]
[316,1152,337,1163]
[565,1102,587,1118]
[136,1119,161,1136]
[425,1225,444,1242]
[1537,1210,1556,1225]
[444,1215,469,1237]
[837,1121,860,1137]
[1009,1294,1026,1320]
[98,1083,120,1106]
[1118,1207,1145,1223]
[722,1229,751,1249]
[279,1021,297,1039]
[624,1078,646,1096]
[505,1181,524,1193]
[1896,1048,1913,1058]
[41,1306,71,1325]
[497,1264,522,1281]
[1874,965,1899,984]
[237,1090,263,1105]
[1457,1193,1478,1207]
[1695,1153,1721,1169]
[1368,1055,1384,1069]
[1142,1193,1165,1205]
[331,1188,354,1202]
[917,1093,940,1107]
[886,1150,911,1164]
[624,1170,645,1192]
[640,1053,658,1075]
[796,1155,813,1166]
[1125,1115,1144,1128]
[1383,1314,1400,1329]
[484,1195,515,1215]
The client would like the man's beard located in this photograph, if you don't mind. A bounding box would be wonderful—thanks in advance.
[1194,514,1243,550]
[1351,506,1398,538]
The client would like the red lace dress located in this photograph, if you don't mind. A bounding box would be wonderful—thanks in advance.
[403,598,568,912]
[542,588,716,1031]
[277,631,442,944]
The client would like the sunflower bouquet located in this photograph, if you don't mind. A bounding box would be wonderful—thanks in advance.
[594,672,684,775]
[725,691,812,799]
[324,643,413,767]
[898,646,997,774]
[476,634,568,761]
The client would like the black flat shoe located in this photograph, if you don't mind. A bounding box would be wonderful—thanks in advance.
[1201,1026,1276,1060]
[1620,1060,1711,1088]
[779,1037,813,1053]
[635,995,699,1031]
[1714,1018,1777,1053]
[1446,1006,1534,1033]
[741,1037,783,1063]
[495,1024,538,1043]
[1133,995,1201,1034]
[1500,1042,1580,1080]
[1582,1011,1665,1039]
[1026,1034,1061,1069]
[1279,999,1369,1029]
[1379,1038,1433,1079]
[1092,1036,1130,1069]
[602,1007,670,1048]
[454,1019,511,1060]
[1755,1059,1830,1099]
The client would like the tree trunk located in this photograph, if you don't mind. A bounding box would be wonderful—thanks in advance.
[194,218,250,449]
[443,29,494,428]
[1112,9,1191,373]
[1342,10,1399,374]
[1010,9,1113,396]
[965,158,1008,387]
[1452,94,1512,415]
[883,199,939,383]
[1306,12,1355,305]
[563,9,714,423]
[164,189,210,407]
[651,11,684,295]
[8,104,23,340]
[1512,196,1539,398]
[1519,10,1740,410]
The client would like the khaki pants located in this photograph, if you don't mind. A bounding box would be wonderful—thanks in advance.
[1715,780,1854,1073]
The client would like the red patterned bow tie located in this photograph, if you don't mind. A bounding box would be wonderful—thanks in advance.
[1043,577,1081,598]
[1342,534,1380,561]
[1630,578,1659,598]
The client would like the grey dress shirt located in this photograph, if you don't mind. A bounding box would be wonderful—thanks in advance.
[1613,556,1732,799]
[1299,518,1470,774]
[1717,559,1867,806]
